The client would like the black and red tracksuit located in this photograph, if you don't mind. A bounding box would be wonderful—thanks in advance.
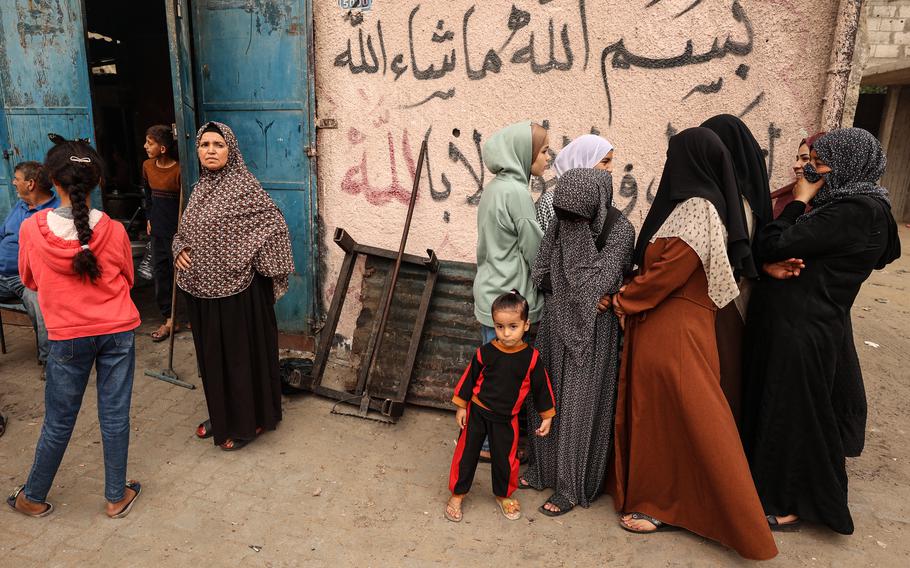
[448,339,555,498]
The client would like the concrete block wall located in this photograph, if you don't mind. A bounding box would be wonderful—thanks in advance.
[865,0,910,67]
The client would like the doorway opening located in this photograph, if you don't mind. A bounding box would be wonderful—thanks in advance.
[84,0,176,237]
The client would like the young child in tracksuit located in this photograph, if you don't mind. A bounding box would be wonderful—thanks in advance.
[445,290,555,522]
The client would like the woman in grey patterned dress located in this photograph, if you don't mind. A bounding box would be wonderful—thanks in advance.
[523,168,635,515]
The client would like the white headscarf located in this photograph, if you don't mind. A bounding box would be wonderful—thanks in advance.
[537,135,615,233]
[553,135,614,178]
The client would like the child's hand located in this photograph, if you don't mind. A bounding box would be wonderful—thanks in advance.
[536,417,552,437]
[455,408,467,429]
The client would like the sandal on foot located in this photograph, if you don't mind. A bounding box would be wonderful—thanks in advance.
[767,515,802,532]
[0,413,6,438]
[108,481,142,519]
[517,477,534,490]
[196,419,213,439]
[6,485,53,518]
[619,512,678,534]
[220,438,250,451]
[538,494,574,517]
[150,325,171,343]
[497,497,522,521]
[444,498,463,523]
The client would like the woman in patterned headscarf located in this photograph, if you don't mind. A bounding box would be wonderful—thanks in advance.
[173,122,295,451]
[522,168,634,516]
[741,128,900,535]
[605,128,777,560]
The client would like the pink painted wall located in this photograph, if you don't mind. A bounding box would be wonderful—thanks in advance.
[313,0,843,343]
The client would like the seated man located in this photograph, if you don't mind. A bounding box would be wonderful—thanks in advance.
[0,161,58,375]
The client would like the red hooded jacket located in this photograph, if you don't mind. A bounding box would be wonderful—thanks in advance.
[18,209,140,340]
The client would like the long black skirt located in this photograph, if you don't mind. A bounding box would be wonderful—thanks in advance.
[185,274,281,446]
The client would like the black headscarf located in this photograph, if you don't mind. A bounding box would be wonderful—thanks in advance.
[700,114,772,266]
[634,127,756,278]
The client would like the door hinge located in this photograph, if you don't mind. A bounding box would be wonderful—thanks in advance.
[305,145,317,158]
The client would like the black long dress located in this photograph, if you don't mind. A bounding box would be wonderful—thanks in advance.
[185,273,282,445]
[741,196,899,534]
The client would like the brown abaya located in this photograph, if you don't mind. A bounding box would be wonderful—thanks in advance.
[609,237,777,561]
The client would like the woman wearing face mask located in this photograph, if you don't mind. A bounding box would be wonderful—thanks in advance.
[741,128,901,534]
[174,122,295,452]
[535,135,615,234]
[769,132,826,218]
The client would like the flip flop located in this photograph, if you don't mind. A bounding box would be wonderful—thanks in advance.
[517,477,534,490]
[150,325,171,343]
[0,413,6,438]
[6,485,53,518]
[497,497,522,521]
[767,515,802,532]
[444,499,463,523]
[196,419,213,439]
[108,481,142,519]
[538,494,574,517]
[619,512,679,534]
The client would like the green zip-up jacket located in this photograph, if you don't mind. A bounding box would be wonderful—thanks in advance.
[473,121,544,327]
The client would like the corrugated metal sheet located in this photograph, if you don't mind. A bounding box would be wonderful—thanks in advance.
[353,257,480,410]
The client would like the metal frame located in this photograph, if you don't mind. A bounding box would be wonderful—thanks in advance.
[302,228,438,422]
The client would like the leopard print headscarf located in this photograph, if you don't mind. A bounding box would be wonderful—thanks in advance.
[173,122,295,300]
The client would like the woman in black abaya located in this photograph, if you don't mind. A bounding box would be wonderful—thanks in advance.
[741,128,901,534]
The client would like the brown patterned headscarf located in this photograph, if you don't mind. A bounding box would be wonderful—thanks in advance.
[172,122,295,300]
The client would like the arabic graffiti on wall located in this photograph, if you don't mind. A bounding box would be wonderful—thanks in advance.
[318,0,834,263]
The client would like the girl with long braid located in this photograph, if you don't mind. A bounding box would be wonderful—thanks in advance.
[7,137,142,519]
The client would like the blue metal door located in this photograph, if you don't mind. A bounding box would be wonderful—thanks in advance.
[191,0,317,332]
[0,0,95,219]
[165,0,199,186]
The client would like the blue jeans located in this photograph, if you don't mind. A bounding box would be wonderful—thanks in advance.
[0,274,49,363]
[480,325,497,344]
[24,331,136,503]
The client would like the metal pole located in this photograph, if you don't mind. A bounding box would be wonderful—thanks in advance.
[357,139,427,413]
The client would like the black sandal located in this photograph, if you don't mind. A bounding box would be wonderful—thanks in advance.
[6,485,53,517]
[619,512,679,534]
[517,478,533,490]
[108,481,142,519]
[196,420,213,439]
[767,514,802,532]
[538,494,575,517]
[220,438,250,451]
[0,413,6,438]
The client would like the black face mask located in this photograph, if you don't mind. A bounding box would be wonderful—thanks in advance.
[803,163,823,183]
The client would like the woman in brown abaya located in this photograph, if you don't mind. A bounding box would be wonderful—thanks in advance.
[603,128,777,560]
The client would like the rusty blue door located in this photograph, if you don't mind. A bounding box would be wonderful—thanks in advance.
[0,0,95,219]
[191,0,317,333]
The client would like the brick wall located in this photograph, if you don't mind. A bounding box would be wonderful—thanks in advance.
[865,0,910,66]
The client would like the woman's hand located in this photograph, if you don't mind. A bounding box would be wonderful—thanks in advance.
[147,221,151,236]
[612,286,627,317]
[175,248,192,270]
[536,417,552,437]
[793,176,824,204]
[597,294,612,313]
[763,258,805,280]
[455,408,467,430]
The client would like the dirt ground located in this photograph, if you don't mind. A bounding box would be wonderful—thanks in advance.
[1,227,908,567]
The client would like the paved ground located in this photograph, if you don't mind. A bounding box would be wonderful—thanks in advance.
[1,228,908,567]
